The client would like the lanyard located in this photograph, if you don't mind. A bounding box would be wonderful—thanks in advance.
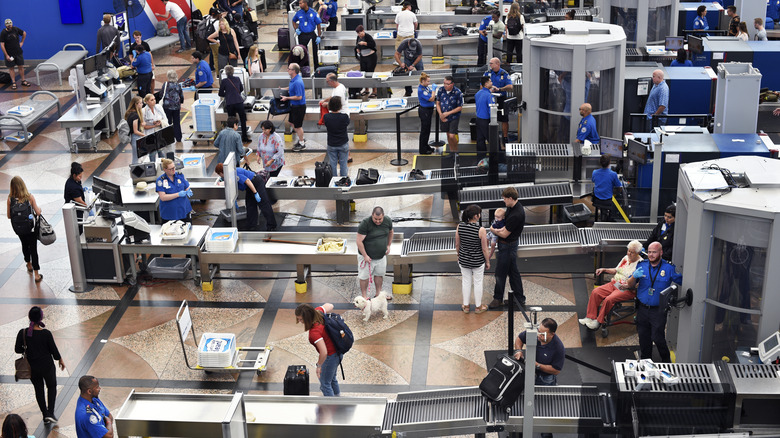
[648,263,662,289]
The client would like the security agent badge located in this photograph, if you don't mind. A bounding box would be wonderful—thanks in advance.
[86,404,103,425]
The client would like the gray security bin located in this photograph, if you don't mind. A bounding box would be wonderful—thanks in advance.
[563,203,591,223]
[147,257,192,279]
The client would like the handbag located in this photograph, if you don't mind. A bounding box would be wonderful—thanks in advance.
[229,52,238,60]
[36,214,56,245]
[153,81,168,103]
[15,331,31,381]
[356,168,379,185]
[318,104,328,125]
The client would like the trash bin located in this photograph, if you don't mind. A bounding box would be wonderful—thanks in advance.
[147,257,192,279]
[563,204,591,223]
[470,117,477,139]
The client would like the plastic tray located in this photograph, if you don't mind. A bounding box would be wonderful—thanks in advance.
[316,238,347,254]
[147,257,192,279]
[563,203,591,222]
[160,222,192,241]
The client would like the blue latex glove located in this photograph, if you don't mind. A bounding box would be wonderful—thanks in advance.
[254,192,261,203]
[187,189,194,198]
[88,210,95,217]
[315,36,321,45]
[295,28,302,36]
[178,190,188,198]
[632,267,645,279]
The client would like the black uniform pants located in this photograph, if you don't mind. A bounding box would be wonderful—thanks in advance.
[475,117,490,159]
[299,31,319,68]
[477,38,488,66]
[31,363,57,416]
[493,240,524,305]
[418,106,433,152]
[636,302,671,362]
[137,72,153,97]
[245,175,277,230]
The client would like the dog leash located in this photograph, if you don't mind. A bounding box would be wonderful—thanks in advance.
[360,258,373,293]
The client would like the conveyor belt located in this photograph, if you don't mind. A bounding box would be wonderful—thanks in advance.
[520,223,581,247]
[579,223,656,247]
[383,387,488,436]
[429,166,482,180]
[458,182,573,208]
[499,386,609,434]
[402,231,455,255]
[615,362,723,393]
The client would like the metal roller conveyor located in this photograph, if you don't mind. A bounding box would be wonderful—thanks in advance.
[382,387,489,437]
[369,8,485,24]
[458,182,573,208]
[579,222,656,249]
[501,386,609,434]
[505,143,576,182]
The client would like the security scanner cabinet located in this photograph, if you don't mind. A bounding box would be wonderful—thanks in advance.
[622,63,659,132]
[747,41,780,90]
[711,133,770,158]
[713,62,762,134]
[665,66,717,118]
[595,0,677,47]
[698,37,752,68]
[522,21,626,144]
[677,2,723,35]
[674,156,780,365]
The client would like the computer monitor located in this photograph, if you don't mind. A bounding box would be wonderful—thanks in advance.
[688,35,703,54]
[94,52,107,73]
[157,125,175,146]
[137,132,160,159]
[665,36,684,52]
[627,139,648,164]
[83,55,97,75]
[758,331,780,364]
[93,176,123,206]
[600,137,624,158]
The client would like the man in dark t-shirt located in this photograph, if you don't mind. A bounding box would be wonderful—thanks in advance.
[0,18,29,88]
[514,317,565,385]
[356,206,394,300]
[489,186,526,309]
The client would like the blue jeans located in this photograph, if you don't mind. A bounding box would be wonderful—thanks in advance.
[319,353,342,396]
[536,373,557,386]
[176,17,192,49]
[327,143,349,177]
[493,240,524,305]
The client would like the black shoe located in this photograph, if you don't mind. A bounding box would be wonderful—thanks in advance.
[404,91,413,97]
[292,142,306,152]
[419,147,434,155]
[488,299,503,309]
[242,137,252,143]
[44,415,58,424]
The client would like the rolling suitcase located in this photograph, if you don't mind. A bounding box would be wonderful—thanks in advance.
[283,365,309,395]
[278,27,291,50]
[315,161,333,187]
[479,354,525,410]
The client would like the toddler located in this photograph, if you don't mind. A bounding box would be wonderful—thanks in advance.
[487,208,506,259]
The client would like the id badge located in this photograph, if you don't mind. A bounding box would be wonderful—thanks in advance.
[649,288,655,296]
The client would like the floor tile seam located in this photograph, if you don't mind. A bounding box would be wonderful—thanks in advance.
[0,253,26,289]
[408,274,437,387]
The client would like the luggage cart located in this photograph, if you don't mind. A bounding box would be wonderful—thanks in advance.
[176,300,272,376]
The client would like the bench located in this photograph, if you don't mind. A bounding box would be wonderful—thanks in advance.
[145,35,180,53]
[34,43,88,86]
[0,91,62,144]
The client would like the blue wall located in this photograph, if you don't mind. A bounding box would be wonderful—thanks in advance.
[0,0,155,60]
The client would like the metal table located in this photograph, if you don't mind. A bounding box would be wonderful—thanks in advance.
[320,30,479,58]
[119,185,159,224]
[120,224,210,284]
[57,83,135,152]
[369,8,484,25]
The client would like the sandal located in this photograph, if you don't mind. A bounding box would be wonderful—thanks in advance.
[21,80,31,87]
[27,263,33,273]
[462,305,470,313]
[11,83,17,90]
[360,90,369,96]
[368,93,377,99]
[35,274,43,283]
[475,304,488,314]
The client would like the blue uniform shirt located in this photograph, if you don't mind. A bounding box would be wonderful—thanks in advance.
[132,51,153,74]
[478,15,492,42]
[474,87,495,120]
[576,114,600,143]
[670,60,693,67]
[75,396,111,438]
[693,15,709,30]
[417,84,436,108]
[289,74,306,106]
[293,7,322,33]
[235,167,256,191]
[156,172,193,221]
[484,68,511,97]
[436,86,463,121]
[644,80,669,119]
[591,167,621,200]
[196,60,214,87]
[325,0,338,19]
[635,260,683,307]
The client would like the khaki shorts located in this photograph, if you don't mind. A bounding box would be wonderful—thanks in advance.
[357,254,387,280]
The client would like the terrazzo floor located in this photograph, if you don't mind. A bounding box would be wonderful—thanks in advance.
[0,5,643,437]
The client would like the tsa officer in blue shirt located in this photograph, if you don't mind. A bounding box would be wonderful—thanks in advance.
[131,43,154,98]
[591,154,621,221]
[644,69,669,130]
[485,58,513,142]
[693,5,709,34]
[627,242,683,363]
[474,76,496,159]
[156,158,193,222]
[293,0,323,68]
[477,13,494,66]
[575,103,600,144]
[215,163,277,231]
[75,375,113,438]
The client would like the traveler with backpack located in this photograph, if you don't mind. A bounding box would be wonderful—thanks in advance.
[8,176,42,282]
[156,0,193,53]
[162,70,185,142]
[295,303,351,396]
[245,45,264,74]
[505,3,525,64]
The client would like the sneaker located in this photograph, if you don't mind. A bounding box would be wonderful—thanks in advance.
[578,317,593,326]
[292,142,306,152]
[586,319,601,330]
[44,415,58,424]
[393,60,400,66]
[176,48,186,53]
[488,299,503,309]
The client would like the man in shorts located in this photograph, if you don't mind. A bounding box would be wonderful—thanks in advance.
[0,19,29,89]
[356,207,394,300]
[281,63,308,151]
[435,75,463,153]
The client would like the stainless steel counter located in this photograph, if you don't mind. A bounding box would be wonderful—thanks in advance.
[189,176,227,200]
[369,8,484,24]
[119,185,159,224]
[120,224,209,283]
[57,82,135,152]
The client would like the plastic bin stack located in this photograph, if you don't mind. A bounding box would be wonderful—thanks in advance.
[564,203,591,223]
[197,333,236,368]
[147,257,192,279]
[205,227,238,252]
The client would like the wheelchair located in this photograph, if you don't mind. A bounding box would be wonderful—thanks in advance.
[601,297,637,338]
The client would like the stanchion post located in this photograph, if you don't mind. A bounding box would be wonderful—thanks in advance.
[430,113,445,148]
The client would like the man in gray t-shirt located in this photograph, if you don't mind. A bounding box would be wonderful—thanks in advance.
[356,206,394,300]
[754,18,768,41]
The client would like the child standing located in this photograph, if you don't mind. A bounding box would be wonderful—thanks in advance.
[486,208,506,260]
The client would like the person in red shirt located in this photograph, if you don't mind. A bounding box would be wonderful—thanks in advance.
[295,303,341,396]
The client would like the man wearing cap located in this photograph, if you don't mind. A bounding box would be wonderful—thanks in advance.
[0,19,29,89]
[156,0,193,53]
[395,38,423,97]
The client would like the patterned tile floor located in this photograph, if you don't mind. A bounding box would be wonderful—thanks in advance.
[0,7,641,437]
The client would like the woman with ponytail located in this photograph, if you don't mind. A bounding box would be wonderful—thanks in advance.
[14,306,66,425]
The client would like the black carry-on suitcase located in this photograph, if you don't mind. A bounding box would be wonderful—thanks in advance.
[479,354,525,410]
[283,365,310,395]
[315,161,333,187]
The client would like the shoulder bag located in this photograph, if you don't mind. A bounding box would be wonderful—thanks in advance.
[15,330,31,381]
[37,214,57,245]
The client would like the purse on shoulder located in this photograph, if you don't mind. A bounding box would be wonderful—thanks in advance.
[15,331,31,381]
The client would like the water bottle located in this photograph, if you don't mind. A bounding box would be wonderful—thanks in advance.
[339,330,345,338]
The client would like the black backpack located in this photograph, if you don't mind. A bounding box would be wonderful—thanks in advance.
[321,312,354,379]
[10,198,35,236]
[507,16,523,36]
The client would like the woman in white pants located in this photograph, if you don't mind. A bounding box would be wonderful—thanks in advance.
[455,204,491,313]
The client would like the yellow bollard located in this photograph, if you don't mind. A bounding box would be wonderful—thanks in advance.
[295,280,308,293]
[202,282,213,292]
[284,133,293,142]
[392,283,412,294]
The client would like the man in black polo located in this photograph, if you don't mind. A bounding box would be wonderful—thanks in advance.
[489,186,526,309]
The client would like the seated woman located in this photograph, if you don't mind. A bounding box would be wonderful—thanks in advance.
[579,240,643,330]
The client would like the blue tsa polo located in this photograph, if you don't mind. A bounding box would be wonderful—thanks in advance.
[635,259,683,307]
[478,15,492,42]
[293,8,322,33]
[418,84,436,108]
[75,396,111,438]
[577,114,600,143]
[236,167,256,191]
[196,60,213,87]
[484,68,511,97]
[474,87,495,120]
[289,74,306,106]
[156,172,193,221]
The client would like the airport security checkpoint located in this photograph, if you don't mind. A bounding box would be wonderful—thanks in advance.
[4,0,780,436]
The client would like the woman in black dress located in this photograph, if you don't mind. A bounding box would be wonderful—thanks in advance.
[354,25,377,97]
[15,306,66,424]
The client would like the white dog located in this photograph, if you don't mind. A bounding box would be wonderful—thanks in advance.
[353,292,390,322]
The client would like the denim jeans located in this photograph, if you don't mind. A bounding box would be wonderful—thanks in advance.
[327,143,349,177]
[176,17,192,49]
[536,373,557,386]
[319,353,342,396]
[493,240,525,305]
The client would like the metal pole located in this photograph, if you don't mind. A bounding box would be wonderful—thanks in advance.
[64,203,93,293]
[489,103,499,185]
[649,129,663,222]
[391,112,409,166]
[522,324,538,438]
[429,113,445,148]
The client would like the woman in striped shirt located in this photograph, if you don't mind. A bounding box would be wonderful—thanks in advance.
[455,204,491,313]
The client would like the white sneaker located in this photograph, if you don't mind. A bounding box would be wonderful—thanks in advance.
[578,317,592,326]
[586,319,601,330]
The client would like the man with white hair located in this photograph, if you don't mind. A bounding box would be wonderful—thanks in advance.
[644,69,668,130]
[579,240,643,330]
[319,73,349,115]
